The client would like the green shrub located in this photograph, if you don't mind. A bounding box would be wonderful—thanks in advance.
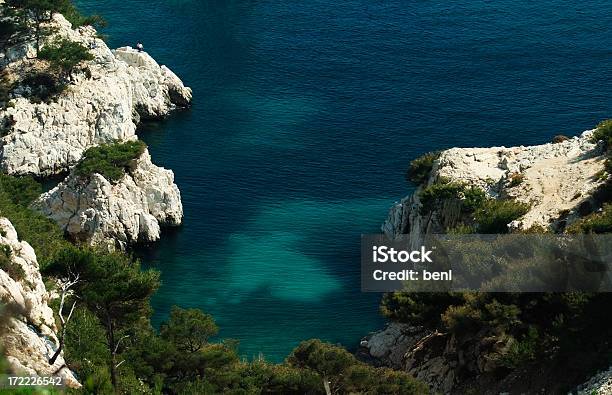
[0,173,41,206]
[419,179,486,215]
[419,180,465,214]
[38,37,93,77]
[74,140,147,183]
[507,172,525,188]
[0,20,19,42]
[566,203,612,234]
[406,151,440,185]
[475,199,530,233]
[500,326,539,368]
[591,119,612,150]
[381,292,462,327]
[287,339,428,394]
[0,244,26,282]
[60,3,106,29]
[462,185,487,212]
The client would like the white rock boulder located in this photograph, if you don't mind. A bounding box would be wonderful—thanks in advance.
[33,149,183,250]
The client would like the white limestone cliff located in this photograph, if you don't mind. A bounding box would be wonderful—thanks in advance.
[383,130,606,240]
[33,149,183,250]
[0,217,80,388]
[0,13,192,176]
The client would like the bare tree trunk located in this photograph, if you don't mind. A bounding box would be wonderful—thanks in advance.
[323,376,331,395]
[107,319,118,389]
[49,276,78,366]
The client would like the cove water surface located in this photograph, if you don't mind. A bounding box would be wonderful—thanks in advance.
[75,0,612,361]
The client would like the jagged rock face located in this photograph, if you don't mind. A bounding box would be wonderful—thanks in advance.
[360,324,514,394]
[383,131,606,240]
[33,149,183,250]
[0,14,192,176]
[0,218,79,388]
[359,323,430,369]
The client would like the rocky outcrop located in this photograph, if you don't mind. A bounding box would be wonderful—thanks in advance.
[0,14,192,176]
[383,130,606,241]
[0,217,79,388]
[374,130,609,394]
[33,149,182,250]
[358,323,430,369]
[574,367,612,395]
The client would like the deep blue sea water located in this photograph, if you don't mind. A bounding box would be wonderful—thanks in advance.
[75,0,612,361]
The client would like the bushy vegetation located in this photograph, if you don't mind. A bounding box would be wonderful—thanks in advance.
[418,178,529,233]
[406,151,440,185]
[0,244,25,282]
[0,19,20,42]
[38,37,93,77]
[43,244,427,394]
[474,199,530,233]
[591,119,612,149]
[20,72,65,104]
[418,179,487,215]
[288,339,428,394]
[74,140,147,183]
[566,203,612,234]
[507,172,525,187]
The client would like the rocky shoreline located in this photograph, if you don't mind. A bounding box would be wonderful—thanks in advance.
[0,6,190,383]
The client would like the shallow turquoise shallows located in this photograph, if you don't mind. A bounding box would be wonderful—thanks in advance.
[75,0,612,361]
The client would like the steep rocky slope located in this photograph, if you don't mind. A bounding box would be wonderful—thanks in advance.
[0,217,79,388]
[33,149,182,250]
[0,13,192,176]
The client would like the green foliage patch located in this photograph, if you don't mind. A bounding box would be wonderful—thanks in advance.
[474,199,530,234]
[38,37,93,76]
[0,174,68,267]
[406,151,440,185]
[74,140,147,183]
[566,203,612,234]
[0,244,26,282]
[591,119,612,150]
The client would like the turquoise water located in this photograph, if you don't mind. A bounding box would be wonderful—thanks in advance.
[75,0,612,361]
